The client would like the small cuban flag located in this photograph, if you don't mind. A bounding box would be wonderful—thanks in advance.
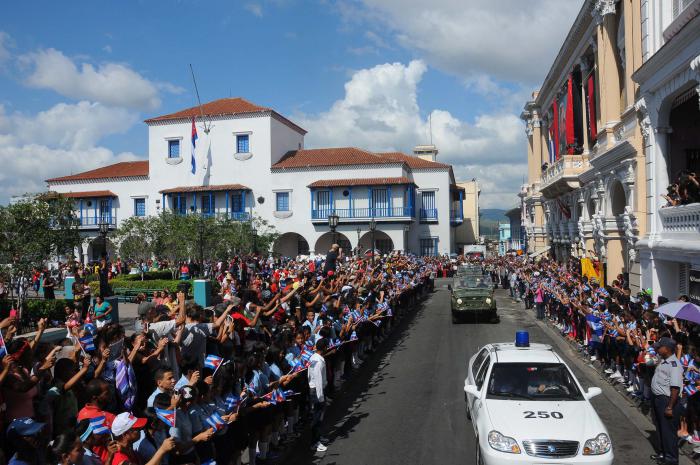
[288,358,305,374]
[299,349,312,366]
[155,407,176,427]
[224,394,240,412]
[350,330,358,341]
[89,416,110,435]
[262,390,278,405]
[190,116,198,175]
[83,322,97,335]
[685,384,698,397]
[204,354,223,372]
[79,334,96,352]
[205,411,225,431]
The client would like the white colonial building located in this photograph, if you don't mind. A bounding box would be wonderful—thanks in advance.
[46,98,466,261]
[633,0,700,302]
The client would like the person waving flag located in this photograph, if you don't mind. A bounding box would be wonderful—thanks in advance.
[89,416,110,435]
[190,116,198,175]
[205,411,225,431]
[79,334,96,352]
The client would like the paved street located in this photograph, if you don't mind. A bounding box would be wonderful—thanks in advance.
[289,281,688,465]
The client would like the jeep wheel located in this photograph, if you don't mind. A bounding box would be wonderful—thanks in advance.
[490,312,500,324]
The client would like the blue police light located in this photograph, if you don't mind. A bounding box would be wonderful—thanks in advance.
[515,330,530,348]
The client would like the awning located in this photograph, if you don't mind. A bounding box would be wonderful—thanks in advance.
[46,190,117,199]
[159,184,250,194]
[308,176,414,188]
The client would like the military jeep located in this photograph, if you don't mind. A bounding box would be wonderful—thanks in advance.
[448,273,498,324]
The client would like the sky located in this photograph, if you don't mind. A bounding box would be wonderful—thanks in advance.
[0,0,582,208]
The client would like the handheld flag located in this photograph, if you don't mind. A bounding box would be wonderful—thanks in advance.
[79,334,96,352]
[191,117,198,174]
[0,329,6,358]
[89,416,110,435]
[204,354,223,372]
[350,330,358,341]
[262,390,278,405]
[205,411,225,431]
[224,394,241,412]
[155,408,176,427]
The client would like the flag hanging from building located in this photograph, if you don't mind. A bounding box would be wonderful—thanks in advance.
[586,72,598,142]
[191,117,198,175]
[565,74,575,154]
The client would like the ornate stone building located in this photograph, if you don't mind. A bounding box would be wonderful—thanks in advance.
[521,0,647,291]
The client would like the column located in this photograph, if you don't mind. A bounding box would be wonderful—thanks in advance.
[593,0,621,145]
[459,190,464,220]
[531,109,543,172]
[225,191,229,217]
[348,187,354,217]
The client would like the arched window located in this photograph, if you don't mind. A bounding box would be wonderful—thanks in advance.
[610,181,627,216]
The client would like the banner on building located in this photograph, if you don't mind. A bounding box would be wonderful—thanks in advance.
[689,269,700,305]
[558,85,568,157]
[586,71,597,142]
[566,74,575,154]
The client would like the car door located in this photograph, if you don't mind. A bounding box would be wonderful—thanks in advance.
[470,356,491,432]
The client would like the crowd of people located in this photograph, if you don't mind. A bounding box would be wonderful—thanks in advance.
[485,255,698,464]
[662,170,700,207]
[0,245,440,465]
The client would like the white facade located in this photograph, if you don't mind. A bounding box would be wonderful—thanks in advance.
[46,98,464,260]
[633,0,700,301]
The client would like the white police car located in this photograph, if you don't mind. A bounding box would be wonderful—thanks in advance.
[464,332,613,464]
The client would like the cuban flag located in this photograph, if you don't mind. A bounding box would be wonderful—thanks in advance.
[190,116,198,175]
[79,335,96,352]
[204,354,223,371]
[288,358,305,374]
[262,391,278,405]
[205,411,225,431]
[685,384,698,397]
[155,407,176,427]
[0,330,6,358]
[299,348,312,366]
[350,330,358,341]
[83,322,97,335]
[224,394,240,412]
[89,416,110,435]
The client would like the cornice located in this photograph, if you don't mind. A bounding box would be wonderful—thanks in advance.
[536,0,597,110]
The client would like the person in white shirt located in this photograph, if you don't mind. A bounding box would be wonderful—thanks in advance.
[308,338,329,453]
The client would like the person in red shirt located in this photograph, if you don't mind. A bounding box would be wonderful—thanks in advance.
[110,412,175,465]
[77,379,115,425]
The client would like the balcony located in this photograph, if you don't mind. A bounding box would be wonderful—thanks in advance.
[419,208,438,222]
[173,210,251,221]
[658,203,700,241]
[311,207,413,222]
[79,215,117,229]
[539,155,589,199]
[450,208,464,225]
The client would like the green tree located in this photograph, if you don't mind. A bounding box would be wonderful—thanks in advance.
[0,194,80,309]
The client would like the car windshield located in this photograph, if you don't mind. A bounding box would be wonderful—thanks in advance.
[454,275,492,289]
[486,363,584,401]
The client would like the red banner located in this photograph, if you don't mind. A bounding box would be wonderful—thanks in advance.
[587,73,597,142]
[566,74,575,154]
[551,101,559,161]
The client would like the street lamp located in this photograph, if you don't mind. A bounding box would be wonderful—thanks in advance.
[328,212,339,247]
[369,218,377,265]
[251,224,258,254]
[403,224,410,254]
[98,219,109,259]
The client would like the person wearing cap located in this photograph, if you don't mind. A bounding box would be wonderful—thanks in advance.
[6,417,46,465]
[650,337,684,464]
[111,411,177,465]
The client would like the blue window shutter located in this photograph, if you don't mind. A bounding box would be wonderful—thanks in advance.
[134,198,146,217]
[276,192,289,211]
[237,134,249,153]
[168,140,180,158]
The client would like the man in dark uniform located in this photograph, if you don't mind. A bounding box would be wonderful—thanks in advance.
[650,337,684,464]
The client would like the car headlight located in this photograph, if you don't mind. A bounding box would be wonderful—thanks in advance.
[583,433,611,455]
[457,298,463,305]
[487,430,521,454]
[485,297,492,305]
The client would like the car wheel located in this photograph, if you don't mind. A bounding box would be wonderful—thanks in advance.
[490,313,500,324]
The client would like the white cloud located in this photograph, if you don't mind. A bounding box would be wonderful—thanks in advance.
[244,2,264,17]
[102,45,112,54]
[0,103,141,202]
[297,60,525,208]
[340,0,580,87]
[19,48,166,110]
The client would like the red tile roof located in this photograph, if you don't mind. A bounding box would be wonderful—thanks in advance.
[46,161,149,183]
[376,151,451,169]
[308,177,414,188]
[48,190,117,198]
[273,147,403,169]
[144,97,307,134]
[159,184,250,194]
[272,147,451,170]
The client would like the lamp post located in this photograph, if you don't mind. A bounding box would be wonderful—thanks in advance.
[198,216,205,276]
[403,224,410,254]
[251,224,258,254]
[98,219,110,297]
[369,218,376,265]
[328,212,339,247]
[98,219,109,259]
